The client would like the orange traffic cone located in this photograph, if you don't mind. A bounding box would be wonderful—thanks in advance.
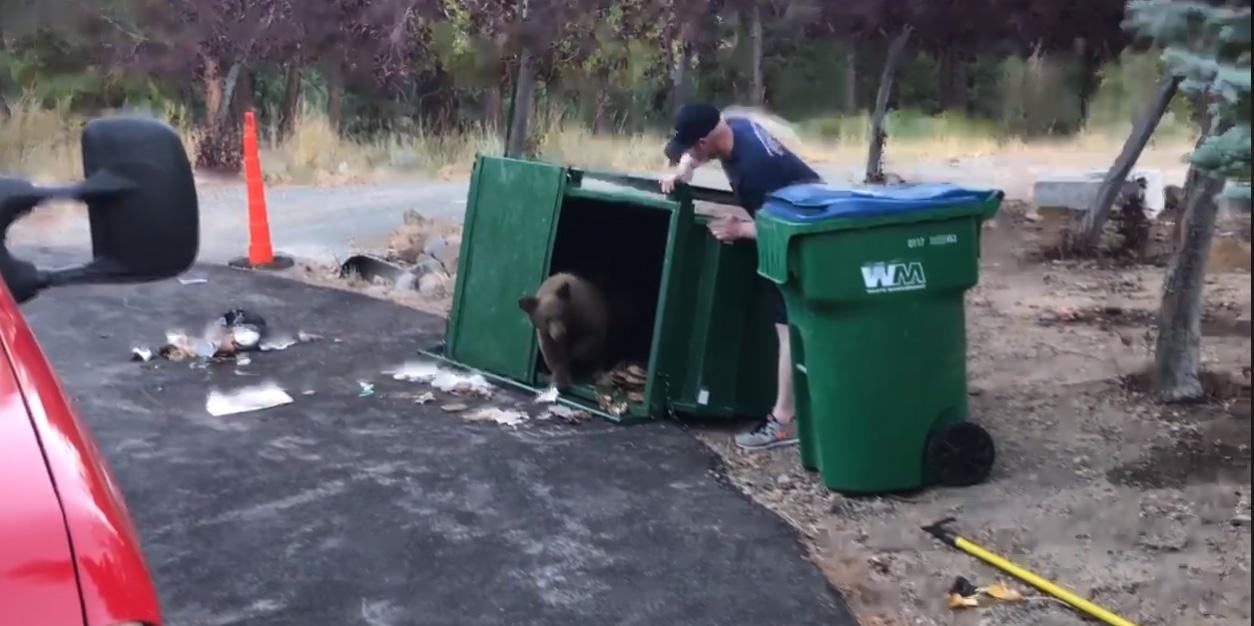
[230,110,293,270]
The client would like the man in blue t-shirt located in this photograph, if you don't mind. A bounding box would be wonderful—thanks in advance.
[660,102,823,451]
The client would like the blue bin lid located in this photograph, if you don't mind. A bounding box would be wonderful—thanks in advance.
[762,182,1001,223]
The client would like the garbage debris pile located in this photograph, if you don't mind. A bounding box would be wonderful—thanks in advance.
[594,363,647,417]
[132,308,321,364]
[385,360,592,427]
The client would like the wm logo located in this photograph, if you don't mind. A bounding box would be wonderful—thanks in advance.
[861,261,927,294]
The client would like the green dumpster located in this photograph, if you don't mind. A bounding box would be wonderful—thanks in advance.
[425,155,778,422]
[756,183,1003,493]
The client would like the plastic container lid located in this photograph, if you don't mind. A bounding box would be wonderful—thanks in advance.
[763,182,1002,223]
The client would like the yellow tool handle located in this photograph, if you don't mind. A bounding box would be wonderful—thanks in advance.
[953,537,1139,626]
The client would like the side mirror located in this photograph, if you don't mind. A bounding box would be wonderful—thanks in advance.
[0,116,199,303]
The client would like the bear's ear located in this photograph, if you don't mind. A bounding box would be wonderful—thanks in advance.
[556,282,572,301]
[518,296,539,314]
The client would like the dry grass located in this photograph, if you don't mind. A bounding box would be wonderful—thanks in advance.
[0,95,202,184]
[258,107,501,184]
[2,96,1198,186]
[0,96,85,184]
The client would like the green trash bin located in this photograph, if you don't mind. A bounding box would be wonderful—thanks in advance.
[756,183,1003,494]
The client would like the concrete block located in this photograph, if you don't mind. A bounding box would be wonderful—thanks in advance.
[1033,168,1166,219]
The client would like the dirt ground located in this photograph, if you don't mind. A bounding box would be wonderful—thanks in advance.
[295,192,1251,626]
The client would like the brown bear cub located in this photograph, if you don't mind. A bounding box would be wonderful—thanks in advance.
[518,272,610,390]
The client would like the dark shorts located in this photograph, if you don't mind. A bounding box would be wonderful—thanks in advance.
[768,280,788,325]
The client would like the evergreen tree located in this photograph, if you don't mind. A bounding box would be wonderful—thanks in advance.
[1127,0,1252,401]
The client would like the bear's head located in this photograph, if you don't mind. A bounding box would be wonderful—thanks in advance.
[519,282,571,344]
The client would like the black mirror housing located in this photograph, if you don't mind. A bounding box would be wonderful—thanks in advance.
[0,115,200,303]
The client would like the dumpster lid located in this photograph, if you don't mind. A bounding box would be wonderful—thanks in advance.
[763,183,1002,223]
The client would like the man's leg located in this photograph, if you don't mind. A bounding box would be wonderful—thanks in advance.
[771,323,796,423]
[735,289,799,451]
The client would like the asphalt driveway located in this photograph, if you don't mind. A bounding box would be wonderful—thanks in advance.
[22,264,856,626]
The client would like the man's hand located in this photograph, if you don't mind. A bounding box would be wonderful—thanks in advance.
[661,173,683,194]
[660,152,701,194]
[708,216,756,243]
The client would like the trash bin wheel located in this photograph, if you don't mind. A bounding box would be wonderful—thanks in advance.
[925,422,995,487]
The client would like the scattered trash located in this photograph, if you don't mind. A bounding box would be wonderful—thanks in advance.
[594,362,647,414]
[178,277,209,285]
[206,382,294,416]
[236,355,252,366]
[611,363,647,391]
[358,381,375,398]
[947,576,1025,610]
[213,308,267,352]
[433,371,494,397]
[544,404,592,425]
[415,391,436,405]
[387,361,441,382]
[982,581,1026,602]
[464,407,529,428]
[536,386,560,404]
[440,403,469,413]
[156,331,217,361]
[261,331,321,352]
[387,361,496,398]
[595,392,630,417]
[301,390,317,396]
[138,309,320,364]
[131,347,153,362]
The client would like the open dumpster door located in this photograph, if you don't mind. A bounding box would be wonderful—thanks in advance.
[445,156,567,383]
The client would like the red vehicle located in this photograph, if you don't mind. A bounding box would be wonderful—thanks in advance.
[0,116,199,626]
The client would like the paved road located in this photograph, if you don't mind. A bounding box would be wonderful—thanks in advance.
[22,147,1194,272]
[12,154,1078,268]
[22,263,857,626]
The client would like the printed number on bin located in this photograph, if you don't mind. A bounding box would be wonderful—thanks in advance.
[907,237,926,249]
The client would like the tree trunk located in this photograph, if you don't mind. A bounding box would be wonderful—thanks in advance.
[325,61,344,133]
[505,47,537,158]
[213,61,245,131]
[843,47,858,114]
[482,81,502,132]
[1155,172,1227,402]
[278,63,303,141]
[1075,38,1101,124]
[866,25,913,184]
[592,92,611,135]
[670,34,693,112]
[1075,73,1181,249]
[203,55,224,125]
[1154,113,1233,403]
[939,46,966,112]
[749,2,765,106]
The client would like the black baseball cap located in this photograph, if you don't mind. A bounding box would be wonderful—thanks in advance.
[665,103,721,165]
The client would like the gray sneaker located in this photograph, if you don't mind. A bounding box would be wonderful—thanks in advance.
[734,416,799,450]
